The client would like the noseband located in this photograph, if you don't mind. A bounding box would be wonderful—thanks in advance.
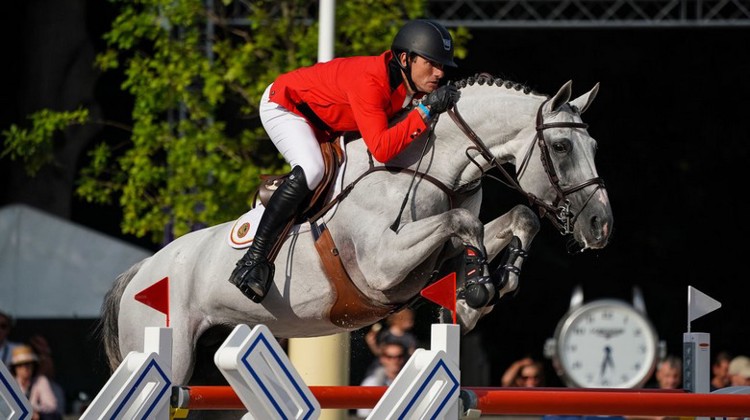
[447,98,606,235]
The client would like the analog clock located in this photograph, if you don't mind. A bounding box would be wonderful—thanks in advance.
[544,287,663,388]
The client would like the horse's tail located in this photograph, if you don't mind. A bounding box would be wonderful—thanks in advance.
[95,258,146,373]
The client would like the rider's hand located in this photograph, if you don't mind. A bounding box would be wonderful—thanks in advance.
[422,84,460,115]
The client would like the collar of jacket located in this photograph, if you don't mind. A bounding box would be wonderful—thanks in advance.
[387,51,404,92]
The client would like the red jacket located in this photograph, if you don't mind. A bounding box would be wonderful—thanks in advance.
[268,51,428,163]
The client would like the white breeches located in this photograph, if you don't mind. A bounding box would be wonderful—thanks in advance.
[259,84,325,190]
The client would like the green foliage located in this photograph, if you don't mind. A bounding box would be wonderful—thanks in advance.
[1,0,469,243]
[1,108,89,175]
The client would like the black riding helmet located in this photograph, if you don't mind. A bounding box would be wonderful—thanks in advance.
[391,19,456,93]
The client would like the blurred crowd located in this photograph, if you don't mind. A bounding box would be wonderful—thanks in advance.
[1,310,65,419]
[4,304,750,419]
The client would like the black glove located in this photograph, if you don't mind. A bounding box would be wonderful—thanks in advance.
[422,84,460,115]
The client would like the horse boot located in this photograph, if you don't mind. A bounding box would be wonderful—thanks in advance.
[461,245,496,309]
[228,166,311,303]
[488,235,526,302]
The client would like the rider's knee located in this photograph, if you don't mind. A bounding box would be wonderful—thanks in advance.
[298,164,324,190]
[292,165,324,191]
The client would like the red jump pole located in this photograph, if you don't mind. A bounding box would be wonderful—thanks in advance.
[183,385,386,410]
[467,387,750,417]
[180,386,750,417]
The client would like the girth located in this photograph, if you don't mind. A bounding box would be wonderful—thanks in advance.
[312,223,395,328]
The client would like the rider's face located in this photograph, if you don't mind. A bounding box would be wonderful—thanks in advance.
[400,53,445,94]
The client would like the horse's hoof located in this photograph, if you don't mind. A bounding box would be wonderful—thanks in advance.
[464,282,495,309]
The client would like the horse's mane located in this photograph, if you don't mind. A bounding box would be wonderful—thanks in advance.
[452,73,543,97]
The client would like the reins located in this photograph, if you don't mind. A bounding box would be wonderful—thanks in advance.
[389,118,438,232]
[312,94,605,237]
[447,98,605,235]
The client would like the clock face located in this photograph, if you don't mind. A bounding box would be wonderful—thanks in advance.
[555,300,658,388]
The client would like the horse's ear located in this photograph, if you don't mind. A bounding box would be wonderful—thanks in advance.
[549,80,573,112]
[570,82,600,114]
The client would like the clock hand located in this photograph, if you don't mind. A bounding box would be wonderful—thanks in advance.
[600,345,614,377]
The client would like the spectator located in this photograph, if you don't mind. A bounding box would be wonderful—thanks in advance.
[711,351,732,391]
[9,344,60,419]
[29,335,66,415]
[653,355,682,389]
[0,309,21,367]
[365,308,418,358]
[356,339,409,418]
[362,308,418,380]
[501,357,545,387]
[621,356,682,420]
[728,355,750,386]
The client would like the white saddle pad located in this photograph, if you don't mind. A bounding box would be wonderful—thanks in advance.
[227,204,264,248]
[227,205,314,249]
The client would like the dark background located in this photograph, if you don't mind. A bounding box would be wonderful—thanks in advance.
[2,1,749,407]
[455,26,750,387]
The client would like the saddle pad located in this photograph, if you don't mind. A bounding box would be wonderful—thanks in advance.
[227,204,262,248]
[227,204,310,249]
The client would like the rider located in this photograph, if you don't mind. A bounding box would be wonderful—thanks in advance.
[228,19,461,303]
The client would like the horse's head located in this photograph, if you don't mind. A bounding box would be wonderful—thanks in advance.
[443,76,612,251]
[437,78,614,331]
[513,80,613,251]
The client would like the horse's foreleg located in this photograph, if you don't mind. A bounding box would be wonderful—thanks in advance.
[170,327,199,386]
[483,205,541,298]
[362,208,485,291]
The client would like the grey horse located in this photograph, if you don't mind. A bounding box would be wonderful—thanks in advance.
[99,76,613,408]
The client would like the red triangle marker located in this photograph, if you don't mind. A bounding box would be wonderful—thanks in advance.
[420,272,457,324]
[135,276,170,327]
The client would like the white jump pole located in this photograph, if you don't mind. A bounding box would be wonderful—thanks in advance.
[288,3,348,420]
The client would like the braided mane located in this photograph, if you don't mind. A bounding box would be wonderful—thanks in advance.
[452,73,542,96]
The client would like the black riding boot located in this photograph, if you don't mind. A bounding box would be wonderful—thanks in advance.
[229,166,311,302]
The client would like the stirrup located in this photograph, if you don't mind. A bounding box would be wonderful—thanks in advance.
[229,255,275,303]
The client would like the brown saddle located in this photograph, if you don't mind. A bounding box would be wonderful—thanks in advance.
[253,139,344,262]
[254,139,395,327]
[254,140,344,216]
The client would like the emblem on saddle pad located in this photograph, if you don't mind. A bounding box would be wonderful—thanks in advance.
[236,222,251,238]
[228,209,262,248]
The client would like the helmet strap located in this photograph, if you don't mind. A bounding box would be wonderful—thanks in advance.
[395,52,421,94]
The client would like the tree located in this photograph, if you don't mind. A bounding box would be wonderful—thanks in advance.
[2,0,469,244]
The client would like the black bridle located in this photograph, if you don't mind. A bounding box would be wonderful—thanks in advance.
[448,98,606,235]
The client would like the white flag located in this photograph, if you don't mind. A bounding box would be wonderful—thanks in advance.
[688,286,722,323]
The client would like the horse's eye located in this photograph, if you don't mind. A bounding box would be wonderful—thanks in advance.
[552,139,571,154]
